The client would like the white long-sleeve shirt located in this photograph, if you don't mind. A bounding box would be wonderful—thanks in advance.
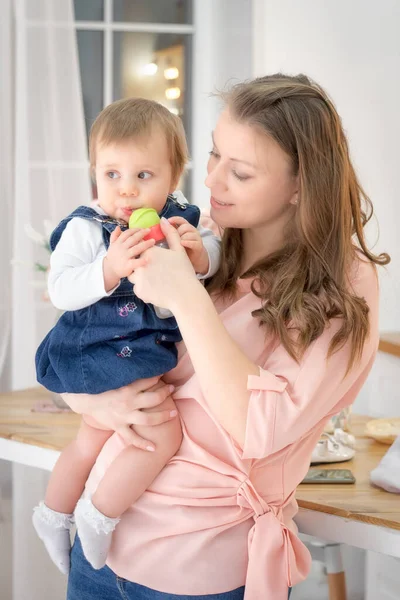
[48,202,221,311]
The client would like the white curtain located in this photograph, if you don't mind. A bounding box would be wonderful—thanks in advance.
[1,2,89,598]
[0,0,91,392]
[0,0,13,392]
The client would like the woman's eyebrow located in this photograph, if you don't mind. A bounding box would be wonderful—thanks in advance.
[230,157,257,168]
[211,132,256,168]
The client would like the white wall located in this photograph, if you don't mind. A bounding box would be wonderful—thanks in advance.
[253,0,400,332]
[192,0,252,208]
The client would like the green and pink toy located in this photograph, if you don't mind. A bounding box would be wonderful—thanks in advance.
[129,208,168,248]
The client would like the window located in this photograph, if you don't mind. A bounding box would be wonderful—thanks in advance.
[73,0,194,196]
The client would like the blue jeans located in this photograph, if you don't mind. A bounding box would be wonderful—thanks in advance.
[67,536,292,600]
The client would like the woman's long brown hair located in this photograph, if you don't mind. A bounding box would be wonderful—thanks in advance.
[207,74,390,370]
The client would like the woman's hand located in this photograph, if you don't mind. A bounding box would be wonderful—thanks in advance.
[62,376,177,451]
[129,217,201,312]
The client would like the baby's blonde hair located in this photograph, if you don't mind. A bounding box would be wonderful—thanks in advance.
[89,97,188,184]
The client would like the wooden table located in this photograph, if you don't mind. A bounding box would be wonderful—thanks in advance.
[0,387,80,471]
[1,387,400,560]
[296,413,400,561]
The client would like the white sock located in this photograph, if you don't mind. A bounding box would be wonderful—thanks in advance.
[32,502,74,575]
[74,497,120,570]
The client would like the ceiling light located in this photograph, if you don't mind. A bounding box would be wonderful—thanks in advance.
[165,87,181,100]
[164,67,179,80]
[141,63,158,76]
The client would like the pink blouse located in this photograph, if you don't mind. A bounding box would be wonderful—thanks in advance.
[86,254,379,600]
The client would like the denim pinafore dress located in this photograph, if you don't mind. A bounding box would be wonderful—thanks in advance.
[35,196,200,395]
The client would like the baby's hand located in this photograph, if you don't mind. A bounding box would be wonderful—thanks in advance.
[103,227,155,290]
[167,216,209,275]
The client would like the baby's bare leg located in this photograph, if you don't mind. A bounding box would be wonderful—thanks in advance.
[75,396,182,569]
[33,417,112,574]
[92,396,182,517]
[45,418,113,514]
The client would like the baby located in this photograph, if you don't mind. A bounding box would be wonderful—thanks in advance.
[33,97,220,574]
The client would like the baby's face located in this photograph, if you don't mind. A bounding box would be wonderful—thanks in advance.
[94,132,175,223]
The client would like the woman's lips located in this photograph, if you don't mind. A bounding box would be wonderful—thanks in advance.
[210,196,233,209]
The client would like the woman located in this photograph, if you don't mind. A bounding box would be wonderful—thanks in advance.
[65,74,388,600]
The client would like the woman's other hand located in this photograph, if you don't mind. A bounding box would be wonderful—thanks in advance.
[62,376,177,451]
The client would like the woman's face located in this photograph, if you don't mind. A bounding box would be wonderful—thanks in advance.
[205,109,298,231]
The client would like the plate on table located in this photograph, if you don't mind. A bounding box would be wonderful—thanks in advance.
[365,418,400,445]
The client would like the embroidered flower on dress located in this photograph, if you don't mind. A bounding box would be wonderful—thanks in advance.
[118,302,137,317]
[117,346,132,358]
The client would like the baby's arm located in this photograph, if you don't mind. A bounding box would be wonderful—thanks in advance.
[48,217,115,311]
[167,216,221,277]
[197,223,221,279]
[48,218,154,310]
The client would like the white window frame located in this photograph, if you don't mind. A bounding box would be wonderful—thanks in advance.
[74,0,195,107]
[74,0,196,196]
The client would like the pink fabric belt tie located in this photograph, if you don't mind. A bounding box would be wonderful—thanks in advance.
[237,480,311,600]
